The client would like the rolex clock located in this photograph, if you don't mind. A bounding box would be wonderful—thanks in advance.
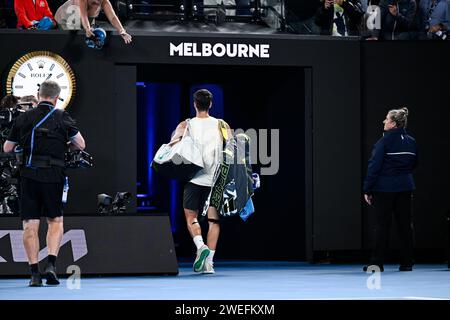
[6,51,76,109]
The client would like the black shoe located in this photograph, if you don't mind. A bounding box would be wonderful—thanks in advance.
[29,273,43,287]
[363,264,384,272]
[399,265,413,272]
[44,264,60,285]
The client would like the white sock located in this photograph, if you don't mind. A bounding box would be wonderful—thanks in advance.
[193,235,205,250]
[207,250,215,263]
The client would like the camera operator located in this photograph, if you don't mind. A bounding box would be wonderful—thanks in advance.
[3,80,85,287]
[18,95,38,110]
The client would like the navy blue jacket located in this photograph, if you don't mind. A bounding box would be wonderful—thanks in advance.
[364,128,417,193]
[416,0,450,31]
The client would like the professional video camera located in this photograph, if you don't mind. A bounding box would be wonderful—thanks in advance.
[0,103,26,127]
[97,191,132,215]
[0,153,19,215]
[0,103,28,145]
[65,150,94,169]
[0,99,26,215]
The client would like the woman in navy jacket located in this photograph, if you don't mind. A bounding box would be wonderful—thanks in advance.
[363,107,417,272]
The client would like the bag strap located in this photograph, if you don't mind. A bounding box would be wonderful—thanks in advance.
[27,106,58,168]
[218,119,229,141]
[182,119,190,139]
[168,119,190,146]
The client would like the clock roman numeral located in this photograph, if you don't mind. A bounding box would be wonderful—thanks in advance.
[60,86,68,89]
[18,73,26,78]
[14,85,24,89]
[56,73,64,79]
[50,63,55,71]
[27,63,33,71]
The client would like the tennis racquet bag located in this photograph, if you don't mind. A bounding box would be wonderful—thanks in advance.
[152,119,204,182]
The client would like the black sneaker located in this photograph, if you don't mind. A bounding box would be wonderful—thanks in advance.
[44,264,60,285]
[363,264,384,272]
[29,273,43,287]
[399,265,413,272]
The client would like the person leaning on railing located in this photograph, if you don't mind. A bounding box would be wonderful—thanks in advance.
[55,0,132,44]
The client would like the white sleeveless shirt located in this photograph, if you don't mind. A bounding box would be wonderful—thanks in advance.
[55,0,98,30]
[188,116,223,187]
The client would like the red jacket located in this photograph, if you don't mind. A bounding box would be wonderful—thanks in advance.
[14,0,56,29]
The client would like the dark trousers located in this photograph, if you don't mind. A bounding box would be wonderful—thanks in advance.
[371,191,414,266]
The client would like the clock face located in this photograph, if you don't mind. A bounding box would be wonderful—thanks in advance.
[6,51,76,109]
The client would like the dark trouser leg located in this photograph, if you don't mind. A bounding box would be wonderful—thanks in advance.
[372,192,394,265]
[393,191,414,266]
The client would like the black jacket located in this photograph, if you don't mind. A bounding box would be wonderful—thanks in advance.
[315,0,365,35]
[7,102,79,183]
[375,0,417,39]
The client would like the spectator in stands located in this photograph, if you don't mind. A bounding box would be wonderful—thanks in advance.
[315,0,365,36]
[414,0,449,39]
[55,0,132,44]
[14,0,56,29]
[370,0,417,40]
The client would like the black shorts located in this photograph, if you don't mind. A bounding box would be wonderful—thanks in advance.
[20,177,64,221]
[183,182,211,212]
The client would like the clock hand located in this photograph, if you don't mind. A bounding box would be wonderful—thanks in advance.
[37,74,52,90]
